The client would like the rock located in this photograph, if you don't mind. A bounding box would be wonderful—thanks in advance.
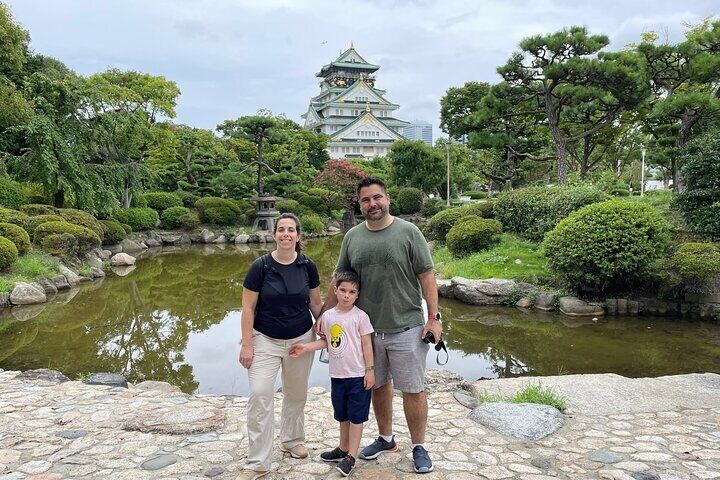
[111,265,136,276]
[200,229,216,243]
[0,292,9,307]
[204,466,225,477]
[616,298,628,315]
[588,449,624,464]
[140,454,178,471]
[436,279,453,299]
[514,258,522,264]
[90,267,106,278]
[559,296,605,317]
[16,369,69,384]
[627,300,640,316]
[83,254,103,269]
[468,402,565,440]
[516,297,534,308]
[120,238,145,253]
[535,293,557,311]
[134,381,182,395]
[9,282,46,305]
[161,234,181,244]
[84,372,128,389]
[56,429,88,439]
[453,390,479,409]
[180,234,192,245]
[211,235,227,244]
[234,234,250,244]
[58,265,81,286]
[451,277,535,306]
[425,369,473,393]
[631,473,659,480]
[328,226,341,233]
[110,253,136,266]
[35,276,58,295]
[144,238,161,247]
[605,298,618,315]
[51,275,71,291]
[97,249,112,260]
[105,244,122,254]
[124,404,226,434]
[531,457,554,470]
[12,303,46,321]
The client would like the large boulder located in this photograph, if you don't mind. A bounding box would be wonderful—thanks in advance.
[200,229,216,244]
[9,282,46,305]
[91,267,106,278]
[234,234,250,244]
[51,275,71,291]
[35,276,58,295]
[120,238,146,253]
[425,369,473,393]
[16,369,69,385]
[451,277,535,306]
[144,237,161,247]
[436,279,453,299]
[468,402,565,440]
[161,234,181,245]
[0,292,9,307]
[211,235,227,244]
[535,293,557,311]
[111,253,136,266]
[58,265,81,286]
[558,296,605,317]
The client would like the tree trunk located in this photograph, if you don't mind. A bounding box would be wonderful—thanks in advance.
[53,188,65,208]
[580,137,590,179]
[183,147,198,186]
[556,140,568,185]
[342,209,356,232]
[674,116,696,193]
[123,184,132,209]
[257,137,264,196]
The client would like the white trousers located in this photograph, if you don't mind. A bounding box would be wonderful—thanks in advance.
[245,328,315,471]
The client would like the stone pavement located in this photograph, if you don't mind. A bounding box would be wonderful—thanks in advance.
[0,368,718,479]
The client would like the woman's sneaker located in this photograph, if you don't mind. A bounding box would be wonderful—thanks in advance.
[278,443,308,459]
[336,455,356,477]
[358,436,398,460]
[320,447,348,462]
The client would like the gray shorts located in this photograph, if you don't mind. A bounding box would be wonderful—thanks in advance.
[372,325,429,393]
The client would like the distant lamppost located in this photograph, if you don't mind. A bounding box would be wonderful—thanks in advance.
[641,147,647,197]
[445,139,452,207]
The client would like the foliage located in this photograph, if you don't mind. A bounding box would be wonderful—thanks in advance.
[34,220,101,252]
[112,207,159,231]
[131,193,148,208]
[0,207,29,229]
[161,206,191,229]
[99,219,127,245]
[0,2,30,79]
[446,218,502,258]
[396,187,424,214]
[542,200,670,293]
[40,233,77,257]
[672,242,720,280]
[0,176,26,209]
[466,191,487,199]
[26,214,64,234]
[421,199,445,217]
[478,381,568,412]
[276,199,313,217]
[495,186,606,241]
[425,208,466,242]
[176,190,199,208]
[298,195,326,216]
[389,140,444,194]
[58,208,104,238]
[177,211,200,230]
[143,191,183,212]
[19,203,57,216]
[300,214,324,234]
[8,253,59,278]
[119,223,132,234]
[461,201,496,219]
[316,159,367,209]
[0,236,18,269]
[439,81,491,139]
[265,172,303,196]
[0,222,30,255]
[194,197,241,225]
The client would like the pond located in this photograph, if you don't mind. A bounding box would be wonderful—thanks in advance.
[1,236,719,395]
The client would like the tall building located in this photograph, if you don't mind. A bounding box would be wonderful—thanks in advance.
[302,44,409,159]
[403,120,433,146]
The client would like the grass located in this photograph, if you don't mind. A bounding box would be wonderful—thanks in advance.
[433,233,550,282]
[478,381,568,412]
[77,264,93,277]
[0,253,61,292]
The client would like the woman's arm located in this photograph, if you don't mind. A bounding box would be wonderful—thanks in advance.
[309,286,323,321]
[239,287,259,369]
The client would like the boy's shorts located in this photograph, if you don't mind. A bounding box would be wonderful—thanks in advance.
[331,376,371,424]
[372,324,429,393]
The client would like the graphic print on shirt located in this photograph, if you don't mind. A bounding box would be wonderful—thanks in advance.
[329,323,348,356]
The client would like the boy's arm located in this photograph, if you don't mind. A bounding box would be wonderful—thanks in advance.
[361,333,374,389]
[289,339,327,357]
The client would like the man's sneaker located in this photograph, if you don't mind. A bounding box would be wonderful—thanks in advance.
[358,435,398,460]
[279,443,309,459]
[336,455,356,477]
[235,470,269,480]
[412,445,434,473]
[320,446,348,462]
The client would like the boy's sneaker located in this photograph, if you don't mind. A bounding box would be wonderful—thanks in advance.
[358,435,398,460]
[412,445,434,473]
[320,446,348,462]
[278,443,308,459]
[336,455,355,477]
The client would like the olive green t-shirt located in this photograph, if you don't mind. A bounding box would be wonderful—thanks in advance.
[335,217,434,333]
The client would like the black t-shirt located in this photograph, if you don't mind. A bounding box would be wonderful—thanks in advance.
[243,253,321,339]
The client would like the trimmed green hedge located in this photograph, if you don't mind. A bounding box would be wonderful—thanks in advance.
[130,193,148,208]
[0,208,30,230]
[466,190,487,199]
[27,215,64,235]
[0,223,30,255]
[461,201,495,219]
[672,242,720,280]
[276,199,314,217]
[99,219,127,245]
[41,233,77,257]
[195,197,241,225]
[176,191,200,208]
[112,208,159,231]
[542,200,669,293]
[300,214,324,234]
[421,199,445,217]
[35,221,101,253]
[298,195,327,216]
[144,191,183,212]
[397,188,423,215]
[161,206,191,229]
[425,203,494,242]
[58,208,104,238]
[177,211,200,229]
[20,204,58,216]
[0,236,18,269]
[495,186,606,241]
[0,177,27,210]
[446,218,502,258]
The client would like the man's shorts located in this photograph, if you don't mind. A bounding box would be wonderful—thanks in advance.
[372,324,429,393]
[331,376,371,424]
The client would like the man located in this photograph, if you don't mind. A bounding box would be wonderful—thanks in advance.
[322,177,442,474]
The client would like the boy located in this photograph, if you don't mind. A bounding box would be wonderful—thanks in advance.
[289,270,374,477]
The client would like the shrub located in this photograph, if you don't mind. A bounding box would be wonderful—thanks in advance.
[178,211,200,230]
[466,190,487,200]
[99,219,127,245]
[112,207,159,231]
[610,189,630,197]
[35,221,101,253]
[542,200,670,293]
[460,201,495,219]
[300,214,325,234]
[307,187,331,197]
[425,207,467,242]
[143,191,183,212]
[130,193,148,208]
[41,233,77,257]
[672,242,720,280]
[289,191,309,201]
[120,223,132,234]
[26,215,64,235]
[176,190,200,208]
[0,177,27,210]
[396,187,424,215]
[195,197,241,225]
[20,204,57,216]
[0,223,30,255]
[0,236,18,269]
[161,206,192,229]
[0,208,30,229]
[446,218,502,258]
[298,195,327,216]
[276,199,314,217]
[494,186,607,241]
[421,199,445,217]
[58,208,104,238]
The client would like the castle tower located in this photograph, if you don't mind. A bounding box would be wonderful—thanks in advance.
[302,45,409,159]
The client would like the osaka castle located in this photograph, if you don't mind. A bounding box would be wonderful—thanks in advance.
[302,44,410,159]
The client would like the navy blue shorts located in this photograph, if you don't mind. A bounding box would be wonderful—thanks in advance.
[331,376,371,424]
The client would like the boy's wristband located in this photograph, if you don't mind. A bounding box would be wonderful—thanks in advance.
[365,365,374,371]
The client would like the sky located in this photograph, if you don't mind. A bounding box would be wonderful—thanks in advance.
[5,0,717,140]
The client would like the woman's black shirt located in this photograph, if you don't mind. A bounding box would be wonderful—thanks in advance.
[243,253,320,339]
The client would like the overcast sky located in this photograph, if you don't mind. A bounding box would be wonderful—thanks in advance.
[6,0,717,140]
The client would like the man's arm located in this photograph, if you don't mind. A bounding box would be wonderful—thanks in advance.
[418,269,442,341]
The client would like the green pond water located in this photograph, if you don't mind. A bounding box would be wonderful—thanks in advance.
[1,236,719,395]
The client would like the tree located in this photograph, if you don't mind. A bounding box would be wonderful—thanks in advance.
[388,140,444,195]
[316,159,366,228]
[493,26,650,184]
[439,81,490,140]
[0,2,29,81]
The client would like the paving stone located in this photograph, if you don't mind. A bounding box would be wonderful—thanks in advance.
[631,473,660,480]
[468,402,565,440]
[588,449,625,464]
[55,429,87,439]
[140,454,178,471]
[203,466,224,477]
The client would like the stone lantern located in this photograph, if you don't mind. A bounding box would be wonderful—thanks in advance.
[250,194,280,232]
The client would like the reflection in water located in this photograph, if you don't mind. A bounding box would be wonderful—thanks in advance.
[0,235,718,395]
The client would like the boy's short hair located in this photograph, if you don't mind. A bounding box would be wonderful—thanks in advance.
[335,269,360,290]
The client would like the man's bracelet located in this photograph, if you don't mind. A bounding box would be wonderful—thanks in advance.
[365,365,374,372]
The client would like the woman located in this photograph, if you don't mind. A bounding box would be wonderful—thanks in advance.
[238,213,323,480]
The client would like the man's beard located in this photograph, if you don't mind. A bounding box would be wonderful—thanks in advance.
[366,205,388,219]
